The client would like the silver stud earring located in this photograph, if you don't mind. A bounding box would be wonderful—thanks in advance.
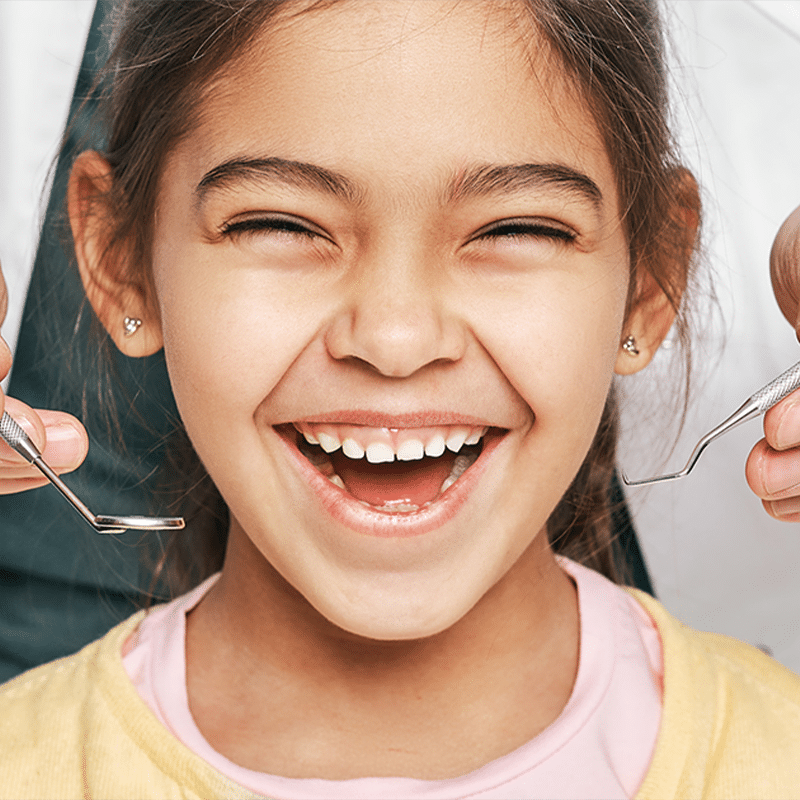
[123,316,143,337]
[621,334,640,356]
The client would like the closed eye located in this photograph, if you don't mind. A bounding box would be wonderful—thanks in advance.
[220,212,330,242]
[472,217,576,243]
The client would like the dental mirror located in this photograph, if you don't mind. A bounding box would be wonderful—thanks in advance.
[0,411,185,534]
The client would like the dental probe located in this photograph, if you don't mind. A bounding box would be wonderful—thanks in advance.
[0,411,185,534]
[622,358,800,487]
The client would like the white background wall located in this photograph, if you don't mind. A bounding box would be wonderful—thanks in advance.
[2,0,800,670]
[0,0,95,364]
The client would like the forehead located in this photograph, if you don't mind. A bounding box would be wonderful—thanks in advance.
[178,0,615,212]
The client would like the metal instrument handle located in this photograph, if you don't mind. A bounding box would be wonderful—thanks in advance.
[749,359,800,412]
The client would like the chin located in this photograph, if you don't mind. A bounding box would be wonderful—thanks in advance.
[318,592,475,642]
[296,552,511,643]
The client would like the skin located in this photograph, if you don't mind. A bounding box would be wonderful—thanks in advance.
[0,268,8,393]
[66,0,685,781]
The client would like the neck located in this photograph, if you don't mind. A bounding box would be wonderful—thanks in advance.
[185,521,579,779]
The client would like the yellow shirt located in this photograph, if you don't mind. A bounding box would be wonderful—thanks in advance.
[1,590,799,799]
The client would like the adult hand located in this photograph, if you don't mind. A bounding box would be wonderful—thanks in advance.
[746,206,800,521]
[0,260,88,493]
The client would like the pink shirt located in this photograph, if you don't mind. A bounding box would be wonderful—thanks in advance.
[123,559,662,799]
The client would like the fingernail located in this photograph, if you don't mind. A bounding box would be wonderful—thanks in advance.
[43,423,84,468]
[775,399,800,450]
[0,415,40,463]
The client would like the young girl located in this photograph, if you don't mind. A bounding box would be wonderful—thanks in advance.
[1,1,799,797]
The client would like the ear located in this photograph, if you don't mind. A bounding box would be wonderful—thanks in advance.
[68,150,163,357]
[615,168,700,376]
[614,273,677,376]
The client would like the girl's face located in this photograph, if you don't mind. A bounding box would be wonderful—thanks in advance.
[149,1,632,639]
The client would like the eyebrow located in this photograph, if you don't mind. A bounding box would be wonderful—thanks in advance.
[195,157,363,205]
[446,163,603,209]
[195,157,603,211]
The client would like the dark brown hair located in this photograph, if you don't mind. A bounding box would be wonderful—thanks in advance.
[83,0,699,594]
[520,0,700,578]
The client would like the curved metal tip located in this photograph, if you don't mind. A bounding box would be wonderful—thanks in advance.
[620,471,633,486]
[621,470,685,488]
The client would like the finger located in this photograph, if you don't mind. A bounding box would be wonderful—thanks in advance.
[0,336,9,378]
[0,476,51,495]
[0,336,9,417]
[762,386,800,451]
[0,258,7,326]
[762,496,800,523]
[0,398,47,460]
[770,204,800,330]
[0,404,88,494]
[746,436,800,501]
[0,398,88,472]
[34,408,89,470]
[746,438,800,521]
[0,259,11,413]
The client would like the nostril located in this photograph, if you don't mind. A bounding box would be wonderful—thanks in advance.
[324,300,466,379]
[332,347,465,380]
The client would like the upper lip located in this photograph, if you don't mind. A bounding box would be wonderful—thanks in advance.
[281,410,502,428]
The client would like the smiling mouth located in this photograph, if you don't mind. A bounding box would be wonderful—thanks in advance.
[280,422,493,512]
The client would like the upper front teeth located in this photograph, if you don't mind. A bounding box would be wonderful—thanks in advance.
[424,434,445,458]
[365,442,394,463]
[342,438,365,459]
[464,430,482,446]
[445,430,467,452]
[396,439,425,461]
[295,423,488,462]
[317,432,341,454]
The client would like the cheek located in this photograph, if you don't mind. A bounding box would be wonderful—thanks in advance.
[473,277,626,535]
[151,254,329,432]
[469,271,627,412]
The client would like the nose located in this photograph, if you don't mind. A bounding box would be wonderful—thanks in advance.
[325,246,467,378]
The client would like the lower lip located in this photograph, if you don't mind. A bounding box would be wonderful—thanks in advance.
[276,429,504,538]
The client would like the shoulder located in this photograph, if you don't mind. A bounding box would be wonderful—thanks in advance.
[0,610,141,719]
[631,589,800,714]
[0,612,143,798]
[630,590,800,800]
[0,606,252,799]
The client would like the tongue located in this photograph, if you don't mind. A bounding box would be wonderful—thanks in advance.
[331,452,456,507]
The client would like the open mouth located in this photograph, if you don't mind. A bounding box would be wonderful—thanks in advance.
[279,422,495,513]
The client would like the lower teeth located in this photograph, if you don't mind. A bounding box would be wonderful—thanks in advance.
[439,454,472,493]
[366,500,421,512]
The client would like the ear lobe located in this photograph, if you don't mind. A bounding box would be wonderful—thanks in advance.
[615,167,700,376]
[68,150,163,357]
[614,278,677,375]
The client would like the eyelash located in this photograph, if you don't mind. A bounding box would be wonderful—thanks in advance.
[220,214,324,240]
[219,215,576,247]
[474,219,576,244]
